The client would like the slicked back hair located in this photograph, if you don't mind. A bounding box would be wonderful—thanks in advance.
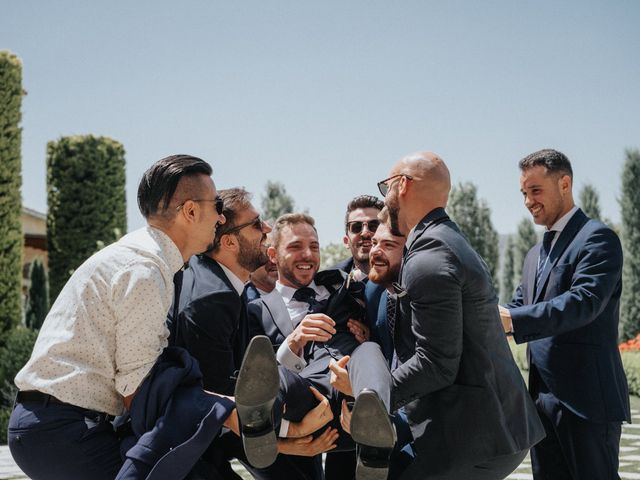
[138,154,212,219]
[519,149,573,179]
[211,187,253,252]
[271,213,317,248]
[344,195,384,232]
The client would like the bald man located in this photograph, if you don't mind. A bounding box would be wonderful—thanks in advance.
[377,152,545,479]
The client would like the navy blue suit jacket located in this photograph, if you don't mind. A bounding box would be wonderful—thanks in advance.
[365,281,393,366]
[508,208,631,423]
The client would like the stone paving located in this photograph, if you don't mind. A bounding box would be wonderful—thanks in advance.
[2,405,640,479]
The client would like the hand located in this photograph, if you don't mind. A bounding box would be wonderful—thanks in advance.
[340,399,352,434]
[287,313,336,355]
[498,305,513,334]
[287,387,333,437]
[347,318,370,343]
[277,427,339,456]
[329,355,353,396]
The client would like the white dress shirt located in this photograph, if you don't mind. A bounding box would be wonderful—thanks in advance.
[274,280,330,372]
[546,205,579,251]
[15,226,184,416]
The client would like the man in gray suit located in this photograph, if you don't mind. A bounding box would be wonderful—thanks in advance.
[376,151,544,478]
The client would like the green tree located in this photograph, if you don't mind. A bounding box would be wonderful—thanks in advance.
[579,183,602,221]
[320,242,351,270]
[25,259,49,330]
[512,217,538,285]
[500,236,516,303]
[448,182,500,283]
[261,181,295,222]
[47,135,127,301]
[0,51,24,335]
[621,149,640,340]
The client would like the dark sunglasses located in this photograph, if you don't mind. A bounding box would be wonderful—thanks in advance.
[347,220,380,235]
[226,215,264,235]
[376,174,413,197]
[177,196,224,215]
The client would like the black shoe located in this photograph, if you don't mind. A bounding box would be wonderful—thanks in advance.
[350,389,396,480]
[234,335,280,469]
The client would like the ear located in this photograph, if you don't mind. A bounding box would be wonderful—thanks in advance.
[342,235,350,247]
[398,176,410,197]
[178,200,198,224]
[221,233,238,252]
[267,245,277,262]
[559,174,572,195]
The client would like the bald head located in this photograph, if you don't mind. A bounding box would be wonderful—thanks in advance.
[384,151,451,234]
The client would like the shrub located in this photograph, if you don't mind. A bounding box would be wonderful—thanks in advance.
[622,351,640,397]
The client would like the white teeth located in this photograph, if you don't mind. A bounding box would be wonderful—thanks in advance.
[297,265,312,270]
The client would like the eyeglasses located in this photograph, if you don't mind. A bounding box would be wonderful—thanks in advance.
[347,220,380,235]
[176,197,224,215]
[377,174,413,197]
[225,215,264,235]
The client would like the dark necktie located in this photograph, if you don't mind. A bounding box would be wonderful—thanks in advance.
[168,268,184,345]
[386,293,397,341]
[536,230,556,285]
[293,287,322,313]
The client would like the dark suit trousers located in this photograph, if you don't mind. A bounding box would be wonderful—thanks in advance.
[529,364,622,480]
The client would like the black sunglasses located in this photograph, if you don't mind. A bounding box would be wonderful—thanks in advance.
[347,220,380,235]
[177,196,224,215]
[225,215,264,235]
[377,174,413,197]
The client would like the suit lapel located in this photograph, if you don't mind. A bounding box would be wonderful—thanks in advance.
[262,291,294,338]
[534,209,589,303]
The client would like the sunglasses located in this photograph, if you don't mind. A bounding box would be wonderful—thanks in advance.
[225,215,264,235]
[347,220,380,235]
[376,174,413,197]
[177,196,224,215]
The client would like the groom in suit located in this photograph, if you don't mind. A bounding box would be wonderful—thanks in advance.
[366,151,545,479]
[500,149,631,480]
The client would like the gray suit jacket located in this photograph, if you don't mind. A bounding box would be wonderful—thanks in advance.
[391,208,544,475]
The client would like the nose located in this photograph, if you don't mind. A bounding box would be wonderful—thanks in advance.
[262,221,272,234]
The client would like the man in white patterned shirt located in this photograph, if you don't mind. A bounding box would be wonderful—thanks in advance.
[8,155,232,479]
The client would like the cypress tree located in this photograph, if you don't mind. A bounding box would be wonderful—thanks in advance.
[47,135,126,301]
[500,236,516,304]
[579,183,602,221]
[25,258,49,330]
[448,182,500,284]
[513,217,538,285]
[0,51,24,334]
[261,181,295,223]
[620,149,640,340]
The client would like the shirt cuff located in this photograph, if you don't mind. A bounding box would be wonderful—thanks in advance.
[276,341,307,372]
[279,419,290,437]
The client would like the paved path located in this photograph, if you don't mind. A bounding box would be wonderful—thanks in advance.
[2,408,640,479]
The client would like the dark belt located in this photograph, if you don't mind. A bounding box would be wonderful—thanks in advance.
[16,390,114,422]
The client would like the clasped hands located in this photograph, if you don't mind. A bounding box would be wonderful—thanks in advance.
[286,314,370,356]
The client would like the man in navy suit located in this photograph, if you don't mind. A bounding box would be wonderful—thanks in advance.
[333,195,384,281]
[500,149,631,480]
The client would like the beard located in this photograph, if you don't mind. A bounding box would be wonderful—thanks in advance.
[368,259,400,287]
[387,205,404,237]
[237,234,269,272]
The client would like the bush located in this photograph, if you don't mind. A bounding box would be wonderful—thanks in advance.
[0,327,37,445]
[622,351,640,397]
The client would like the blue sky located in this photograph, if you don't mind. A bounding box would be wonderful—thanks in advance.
[3,0,639,245]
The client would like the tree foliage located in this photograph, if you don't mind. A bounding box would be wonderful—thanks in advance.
[320,242,351,271]
[47,135,126,301]
[25,258,49,330]
[0,51,24,335]
[579,183,602,221]
[261,181,295,222]
[621,149,640,340]
[448,182,499,284]
[500,236,516,304]
[513,217,538,282]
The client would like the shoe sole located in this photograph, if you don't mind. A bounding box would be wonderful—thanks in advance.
[234,335,280,469]
[351,390,396,480]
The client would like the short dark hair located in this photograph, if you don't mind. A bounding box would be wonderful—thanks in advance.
[272,213,316,248]
[344,195,384,231]
[211,187,253,252]
[519,149,573,179]
[137,154,212,219]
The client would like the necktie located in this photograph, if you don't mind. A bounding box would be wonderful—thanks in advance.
[386,293,397,341]
[536,230,556,285]
[293,287,322,313]
[168,268,184,345]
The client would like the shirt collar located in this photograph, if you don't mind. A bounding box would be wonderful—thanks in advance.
[275,280,321,304]
[218,263,246,296]
[548,205,579,234]
[147,226,185,274]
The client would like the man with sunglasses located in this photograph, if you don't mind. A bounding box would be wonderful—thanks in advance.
[363,151,544,479]
[333,195,385,282]
[170,189,336,479]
